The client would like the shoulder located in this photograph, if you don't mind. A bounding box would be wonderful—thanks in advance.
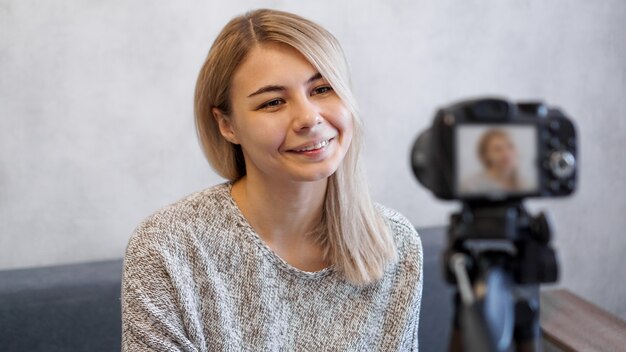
[375,203,416,236]
[126,183,234,256]
[375,203,422,259]
[375,204,423,305]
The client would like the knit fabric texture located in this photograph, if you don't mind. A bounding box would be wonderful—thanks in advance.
[122,183,423,351]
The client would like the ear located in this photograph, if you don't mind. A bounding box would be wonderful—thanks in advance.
[212,107,240,145]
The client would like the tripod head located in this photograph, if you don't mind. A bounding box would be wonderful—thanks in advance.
[445,201,558,286]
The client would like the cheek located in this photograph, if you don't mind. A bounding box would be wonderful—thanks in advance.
[327,104,353,139]
[238,118,287,152]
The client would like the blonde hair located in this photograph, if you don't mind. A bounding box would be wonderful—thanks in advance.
[477,129,521,187]
[477,129,513,167]
[194,9,396,285]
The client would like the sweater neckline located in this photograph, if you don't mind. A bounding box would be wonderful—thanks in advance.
[220,182,335,280]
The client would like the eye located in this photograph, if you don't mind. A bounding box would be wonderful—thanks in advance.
[258,98,285,111]
[312,85,333,96]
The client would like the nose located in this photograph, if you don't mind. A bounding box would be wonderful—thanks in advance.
[292,97,322,132]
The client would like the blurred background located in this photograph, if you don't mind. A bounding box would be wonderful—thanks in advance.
[1,0,625,321]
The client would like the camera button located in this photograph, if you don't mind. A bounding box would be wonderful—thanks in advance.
[568,137,576,148]
[549,120,560,131]
[549,137,561,149]
[543,160,552,170]
[549,150,576,179]
[550,180,561,192]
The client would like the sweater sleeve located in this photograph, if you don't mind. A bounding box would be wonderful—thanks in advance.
[391,211,423,352]
[407,234,423,352]
[121,224,198,352]
[412,229,423,351]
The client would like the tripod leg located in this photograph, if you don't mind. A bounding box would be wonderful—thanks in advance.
[449,329,464,352]
[448,293,463,352]
[514,286,542,352]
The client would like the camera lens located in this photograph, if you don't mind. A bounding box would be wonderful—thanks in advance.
[411,130,433,189]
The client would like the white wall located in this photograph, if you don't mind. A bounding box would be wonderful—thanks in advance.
[1,0,625,319]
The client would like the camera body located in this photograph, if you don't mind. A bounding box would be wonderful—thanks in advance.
[410,97,576,350]
[411,97,577,201]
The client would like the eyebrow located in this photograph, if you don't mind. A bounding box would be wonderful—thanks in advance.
[246,72,323,98]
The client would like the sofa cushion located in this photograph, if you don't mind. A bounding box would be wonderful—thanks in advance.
[418,226,454,351]
[0,260,123,352]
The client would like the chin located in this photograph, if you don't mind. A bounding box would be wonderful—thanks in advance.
[290,171,337,183]
[287,163,340,182]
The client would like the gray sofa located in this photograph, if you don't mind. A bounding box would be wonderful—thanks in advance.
[0,227,453,351]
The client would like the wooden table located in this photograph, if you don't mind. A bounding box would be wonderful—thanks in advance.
[541,289,626,351]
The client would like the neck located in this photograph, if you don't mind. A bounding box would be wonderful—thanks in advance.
[231,172,327,245]
[488,168,517,188]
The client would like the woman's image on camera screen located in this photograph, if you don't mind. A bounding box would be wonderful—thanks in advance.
[459,126,537,196]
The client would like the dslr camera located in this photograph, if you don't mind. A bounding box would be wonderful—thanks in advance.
[410,97,578,351]
[411,97,577,201]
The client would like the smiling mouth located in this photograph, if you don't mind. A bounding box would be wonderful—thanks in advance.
[290,138,334,153]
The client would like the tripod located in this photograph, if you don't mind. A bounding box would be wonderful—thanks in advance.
[445,201,559,352]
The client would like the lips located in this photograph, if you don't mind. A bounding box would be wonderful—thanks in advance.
[289,137,335,153]
[294,139,329,152]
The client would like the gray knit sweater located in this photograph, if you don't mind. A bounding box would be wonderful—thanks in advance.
[122,183,423,351]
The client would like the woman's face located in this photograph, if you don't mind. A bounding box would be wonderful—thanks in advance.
[484,134,518,175]
[215,43,353,183]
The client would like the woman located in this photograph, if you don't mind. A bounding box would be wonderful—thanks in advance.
[122,9,422,351]
[461,129,527,194]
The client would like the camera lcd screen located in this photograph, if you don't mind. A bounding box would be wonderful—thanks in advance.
[456,124,539,198]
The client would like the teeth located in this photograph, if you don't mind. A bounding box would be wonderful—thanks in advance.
[295,139,329,152]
